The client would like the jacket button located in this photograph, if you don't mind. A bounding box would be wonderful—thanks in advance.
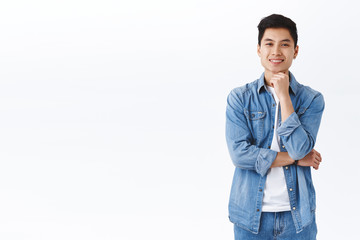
[272,103,275,107]
[256,209,260,212]
[285,166,288,170]
[259,189,262,192]
[268,146,271,149]
[282,145,285,148]
[289,188,293,191]
[292,207,296,210]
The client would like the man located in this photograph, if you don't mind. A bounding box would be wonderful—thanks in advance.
[225,14,324,239]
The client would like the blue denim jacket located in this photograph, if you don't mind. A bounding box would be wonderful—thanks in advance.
[225,72,324,234]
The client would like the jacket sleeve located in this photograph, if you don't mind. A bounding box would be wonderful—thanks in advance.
[226,90,277,177]
[277,93,325,160]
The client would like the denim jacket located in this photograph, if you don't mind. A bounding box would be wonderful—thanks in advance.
[225,72,325,234]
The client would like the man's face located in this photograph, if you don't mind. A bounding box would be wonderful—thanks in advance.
[257,28,299,75]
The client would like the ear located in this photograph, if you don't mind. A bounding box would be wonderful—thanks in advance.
[294,45,299,59]
[257,44,261,57]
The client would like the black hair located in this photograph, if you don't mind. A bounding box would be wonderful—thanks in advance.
[257,14,298,48]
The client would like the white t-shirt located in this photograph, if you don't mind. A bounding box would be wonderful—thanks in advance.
[261,85,291,212]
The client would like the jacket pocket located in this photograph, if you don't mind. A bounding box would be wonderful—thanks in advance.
[244,109,266,144]
[244,109,266,120]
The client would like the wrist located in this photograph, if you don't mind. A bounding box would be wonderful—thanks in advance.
[279,93,291,103]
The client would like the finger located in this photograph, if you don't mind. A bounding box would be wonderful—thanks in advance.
[269,80,277,87]
[314,150,322,159]
[272,74,284,79]
[315,162,320,170]
[270,79,277,84]
[316,151,321,156]
[273,76,286,81]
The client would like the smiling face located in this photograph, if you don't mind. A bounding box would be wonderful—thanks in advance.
[257,28,299,79]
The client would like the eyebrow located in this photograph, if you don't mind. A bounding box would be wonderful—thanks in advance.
[264,38,291,42]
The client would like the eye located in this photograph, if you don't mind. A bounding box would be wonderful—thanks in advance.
[265,43,273,46]
[281,43,290,47]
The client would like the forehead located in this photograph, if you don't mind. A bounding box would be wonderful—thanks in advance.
[262,28,293,42]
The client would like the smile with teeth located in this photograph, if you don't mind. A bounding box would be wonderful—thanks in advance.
[269,59,284,63]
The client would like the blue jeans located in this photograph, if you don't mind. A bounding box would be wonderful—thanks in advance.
[234,211,317,240]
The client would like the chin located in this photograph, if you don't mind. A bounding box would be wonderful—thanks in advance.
[268,67,288,73]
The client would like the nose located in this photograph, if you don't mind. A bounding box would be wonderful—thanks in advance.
[272,46,282,55]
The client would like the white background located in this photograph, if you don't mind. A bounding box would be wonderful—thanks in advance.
[0,0,359,239]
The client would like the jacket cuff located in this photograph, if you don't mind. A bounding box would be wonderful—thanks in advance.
[255,148,277,177]
[277,112,301,137]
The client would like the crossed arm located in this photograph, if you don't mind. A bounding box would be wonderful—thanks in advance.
[226,73,325,176]
[269,73,322,170]
[270,150,322,170]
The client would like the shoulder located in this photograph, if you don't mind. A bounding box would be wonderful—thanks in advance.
[290,72,323,101]
[298,82,324,100]
[228,79,259,103]
[296,82,325,109]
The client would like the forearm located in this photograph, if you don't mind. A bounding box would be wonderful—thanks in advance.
[277,93,324,160]
[226,137,278,177]
[270,152,295,168]
[279,94,294,123]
